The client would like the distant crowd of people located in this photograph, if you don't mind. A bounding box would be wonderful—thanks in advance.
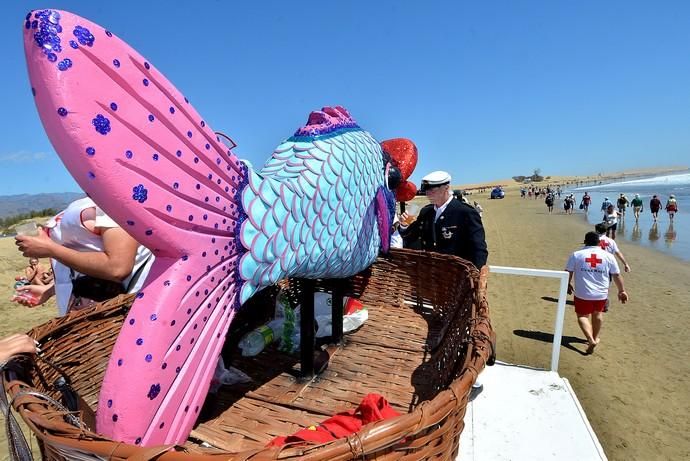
[523,185,680,241]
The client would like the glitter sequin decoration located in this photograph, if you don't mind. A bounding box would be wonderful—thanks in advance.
[92,114,111,135]
[132,184,148,203]
[57,58,72,71]
[73,25,94,47]
[31,10,63,68]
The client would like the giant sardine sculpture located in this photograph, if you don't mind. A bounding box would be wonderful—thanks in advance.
[23,9,418,446]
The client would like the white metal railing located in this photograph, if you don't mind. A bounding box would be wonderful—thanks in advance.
[489,265,569,372]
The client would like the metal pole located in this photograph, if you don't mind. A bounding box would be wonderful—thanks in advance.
[488,266,570,372]
[551,273,569,372]
[331,281,344,345]
[299,279,315,379]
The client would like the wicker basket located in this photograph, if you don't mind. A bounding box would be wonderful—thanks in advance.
[3,248,495,460]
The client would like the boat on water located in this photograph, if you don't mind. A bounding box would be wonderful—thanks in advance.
[2,249,494,460]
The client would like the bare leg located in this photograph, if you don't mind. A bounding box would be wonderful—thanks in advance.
[591,311,604,345]
[577,315,595,346]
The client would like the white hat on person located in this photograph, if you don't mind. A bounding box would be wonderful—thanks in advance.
[420,171,451,191]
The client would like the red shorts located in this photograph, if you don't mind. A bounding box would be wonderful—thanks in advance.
[574,297,607,316]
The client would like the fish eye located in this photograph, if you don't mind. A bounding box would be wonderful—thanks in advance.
[387,163,402,190]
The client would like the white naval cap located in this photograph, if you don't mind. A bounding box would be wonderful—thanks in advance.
[420,170,451,191]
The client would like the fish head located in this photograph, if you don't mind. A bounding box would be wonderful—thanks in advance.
[380,138,418,203]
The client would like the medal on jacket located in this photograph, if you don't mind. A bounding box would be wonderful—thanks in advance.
[441,227,453,239]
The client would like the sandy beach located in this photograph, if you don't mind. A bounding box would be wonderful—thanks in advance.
[1,177,689,460]
[474,192,690,460]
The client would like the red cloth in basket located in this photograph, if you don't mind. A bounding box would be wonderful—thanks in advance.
[269,393,400,447]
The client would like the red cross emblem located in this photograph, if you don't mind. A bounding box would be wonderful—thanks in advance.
[585,253,602,268]
[599,240,609,249]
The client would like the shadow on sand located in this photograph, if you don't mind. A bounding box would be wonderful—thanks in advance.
[541,295,574,306]
[513,329,589,356]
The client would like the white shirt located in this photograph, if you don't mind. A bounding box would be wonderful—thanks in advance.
[598,234,619,255]
[435,196,454,222]
[604,211,618,227]
[565,246,620,301]
[46,198,154,315]
[390,214,403,249]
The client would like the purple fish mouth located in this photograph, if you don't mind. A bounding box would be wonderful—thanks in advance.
[375,186,395,253]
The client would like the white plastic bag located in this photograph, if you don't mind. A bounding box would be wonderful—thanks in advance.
[209,357,252,393]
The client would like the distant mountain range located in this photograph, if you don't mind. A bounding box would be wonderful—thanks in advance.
[0,192,85,218]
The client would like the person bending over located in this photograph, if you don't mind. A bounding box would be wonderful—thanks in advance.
[14,197,153,315]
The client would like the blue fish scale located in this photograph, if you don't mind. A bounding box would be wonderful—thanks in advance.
[238,129,385,303]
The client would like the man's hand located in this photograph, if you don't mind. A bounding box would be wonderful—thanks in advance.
[15,227,57,258]
[567,283,574,295]
[618,290,628,304]
[400,212,415,226]
[624,263,631,272]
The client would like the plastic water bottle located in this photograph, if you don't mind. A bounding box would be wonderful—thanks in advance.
[238,318,284,357]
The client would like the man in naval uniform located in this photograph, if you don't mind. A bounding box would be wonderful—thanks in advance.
[400,170,488,270]
[399,170,490,398]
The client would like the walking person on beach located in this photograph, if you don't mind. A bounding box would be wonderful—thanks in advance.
[545,192,555,214]
[595,223,631,272]
[581,192,592,212]
[566,231,628,354]
[567,194,576,214]
[617,193,629,217]
[604,204,620,239]
[601,197,613,214]
[649,195,663,221]
[630,194,644,221]
[473,201,484,218]
[665,194,678,221]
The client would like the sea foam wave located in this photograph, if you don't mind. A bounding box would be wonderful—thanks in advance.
[574,172,690,191]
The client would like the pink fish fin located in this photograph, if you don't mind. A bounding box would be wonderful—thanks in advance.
[97,254,241,445]
[23,9,251,445]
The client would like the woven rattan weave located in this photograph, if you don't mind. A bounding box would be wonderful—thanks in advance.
[4,248,494,460]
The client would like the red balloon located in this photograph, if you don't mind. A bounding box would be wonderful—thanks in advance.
[396,180,418,202]
[380,138,418,180]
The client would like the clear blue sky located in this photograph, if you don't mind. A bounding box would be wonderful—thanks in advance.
[2,1,689,195]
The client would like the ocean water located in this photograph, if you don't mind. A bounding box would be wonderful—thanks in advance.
[569,171,690,262]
